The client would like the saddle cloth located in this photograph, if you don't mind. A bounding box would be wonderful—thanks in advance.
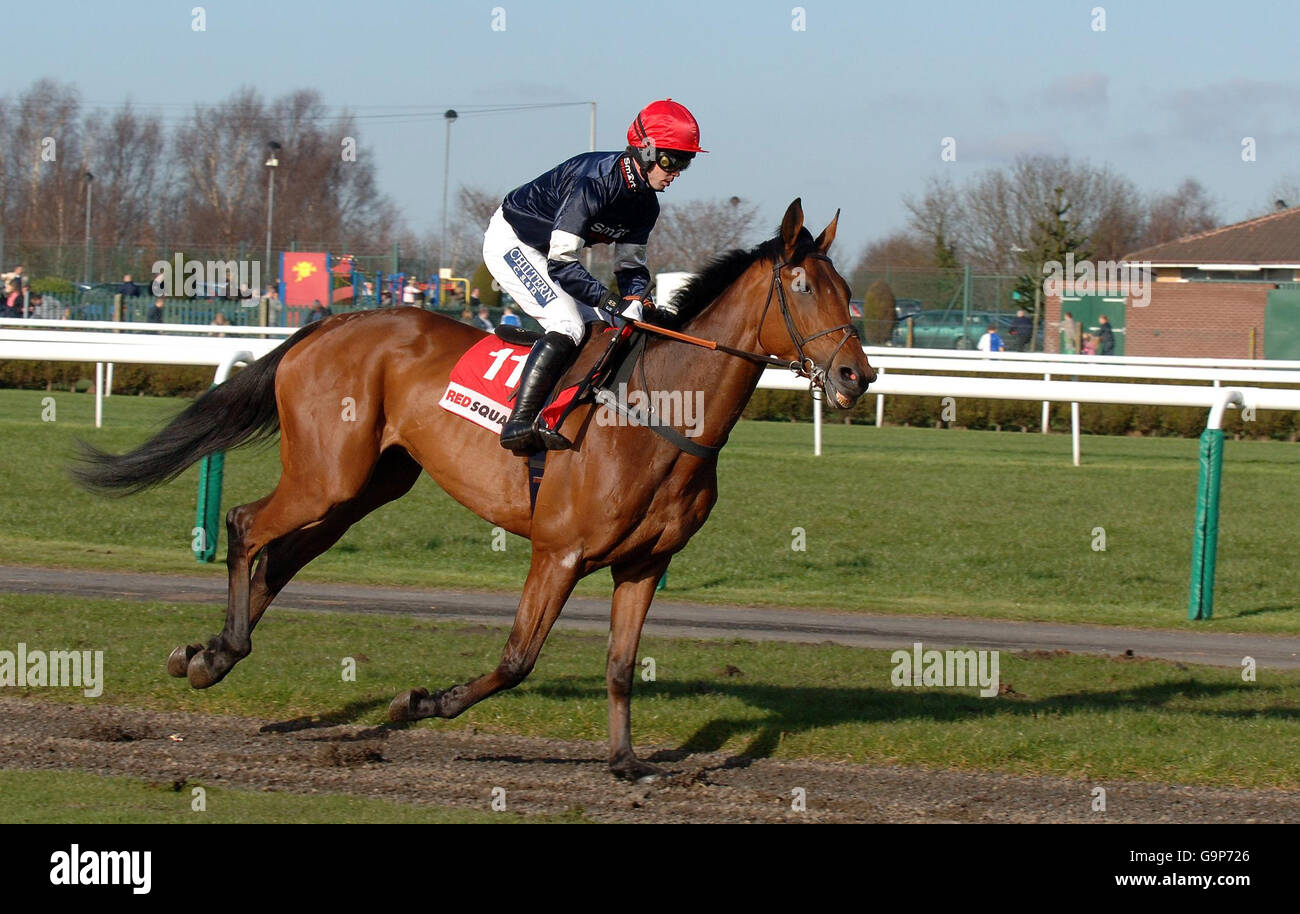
[440,336,578,434]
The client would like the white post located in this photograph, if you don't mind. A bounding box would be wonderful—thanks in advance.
[875,367,884,428]
[95,362,104,429]
[1071,401,1080,467]
[105,362,113,397]
[1041,373,1050,432]
[813,388,822,456]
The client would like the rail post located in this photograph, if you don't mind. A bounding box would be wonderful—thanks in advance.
[1188,390,1243,620]
[194,350,254,562]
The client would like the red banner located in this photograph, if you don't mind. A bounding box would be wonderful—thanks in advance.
[281,253,329,306]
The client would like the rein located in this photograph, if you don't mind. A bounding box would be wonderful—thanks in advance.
[631,252,861,396]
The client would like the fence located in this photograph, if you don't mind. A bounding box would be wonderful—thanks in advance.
[7,318,1297,620]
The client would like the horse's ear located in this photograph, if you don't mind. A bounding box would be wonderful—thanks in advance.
[780,198,804,259]
[814,209,840,253]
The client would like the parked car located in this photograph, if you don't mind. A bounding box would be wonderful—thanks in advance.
[894,298,923,320]
[890,310,1042,350]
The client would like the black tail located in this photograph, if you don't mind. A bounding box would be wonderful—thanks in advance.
[72,321,327,495]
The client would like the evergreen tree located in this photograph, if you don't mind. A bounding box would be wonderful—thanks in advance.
[1014,187,1090,351]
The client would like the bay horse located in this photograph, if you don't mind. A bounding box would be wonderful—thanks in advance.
[74,199,875,780]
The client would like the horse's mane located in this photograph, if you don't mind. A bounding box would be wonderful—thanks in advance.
[657,226,820,328]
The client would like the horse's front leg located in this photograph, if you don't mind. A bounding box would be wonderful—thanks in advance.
[606,555,672,781]
[388,549,581,721]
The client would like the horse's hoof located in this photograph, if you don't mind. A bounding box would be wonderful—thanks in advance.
[186,651,221,689]
[388,688,430,722]
[167,643,203,678]
[610,757,668,783]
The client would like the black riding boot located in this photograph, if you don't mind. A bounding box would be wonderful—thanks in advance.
[499,332,579,452]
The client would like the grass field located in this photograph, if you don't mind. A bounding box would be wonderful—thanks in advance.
[2,593,1299,790]
[0,769,581,824]
[1,389,1298,631]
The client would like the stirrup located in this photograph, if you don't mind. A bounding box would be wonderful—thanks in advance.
[535,420,572,450]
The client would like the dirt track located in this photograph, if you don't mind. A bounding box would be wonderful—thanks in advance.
[3,697,1298,823]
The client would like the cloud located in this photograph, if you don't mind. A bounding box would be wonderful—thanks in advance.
[1043,71,1109,110]
[1161,78,1300,137]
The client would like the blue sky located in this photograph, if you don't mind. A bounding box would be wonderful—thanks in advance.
[3,0,1298,260]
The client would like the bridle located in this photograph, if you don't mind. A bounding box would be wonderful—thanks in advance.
[759,254,862,395]
[698,253,861,396]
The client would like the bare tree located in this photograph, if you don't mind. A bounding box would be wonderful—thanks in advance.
[82,104,165,255]
[444,185,506,277]
[3,80,85,276]
[903,176,966,266]
[1268,176,1300,213]
[1139,179,1219,248]
[651,196,761,273]
[855,231,936,271]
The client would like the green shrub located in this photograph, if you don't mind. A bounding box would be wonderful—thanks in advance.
[30,277,76,296]
[470,263,500,308]
[861,281,895,345]
[0,361,210,396]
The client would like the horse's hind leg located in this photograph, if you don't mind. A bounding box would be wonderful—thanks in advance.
[245,448,422,626]
[388,549,581,722]
[172,449,416,688]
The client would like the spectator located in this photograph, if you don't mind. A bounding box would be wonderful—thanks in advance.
[403,279,420,306]
[1081,332,1098,355]
[470,287,482,309]
[26,292,48,319]
[2,279,22,318]
[499,305,522,328]
[305,299,331,324]
[211,311,229,337]
[263,286,283,326]
[1096,314,1115,355]
[460,307,474,325]
[120,273,141,301]
[1009,308,1033,351]
[475,307,494,332]
[147,296,166,323]
[976,324,1004,353]
[1059,311,1079,355]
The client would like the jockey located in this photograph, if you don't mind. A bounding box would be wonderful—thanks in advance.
[483,98,706,451]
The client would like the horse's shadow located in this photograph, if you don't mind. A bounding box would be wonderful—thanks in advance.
[535,674,1297,769]
[277,672,1293,770]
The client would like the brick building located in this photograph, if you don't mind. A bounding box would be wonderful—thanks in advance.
[1045,205,1300,359]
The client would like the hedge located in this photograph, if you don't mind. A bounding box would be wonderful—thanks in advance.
[0,361,213,397]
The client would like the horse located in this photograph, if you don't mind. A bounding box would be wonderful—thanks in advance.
[74,199,876,781]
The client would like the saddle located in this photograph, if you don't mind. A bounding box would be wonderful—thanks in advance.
[518,321,719,513]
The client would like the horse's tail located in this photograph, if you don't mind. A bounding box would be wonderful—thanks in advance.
[72,320,327,495]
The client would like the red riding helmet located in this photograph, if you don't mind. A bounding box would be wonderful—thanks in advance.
[627,99,707,171]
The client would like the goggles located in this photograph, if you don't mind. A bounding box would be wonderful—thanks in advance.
[654,149,695,173]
